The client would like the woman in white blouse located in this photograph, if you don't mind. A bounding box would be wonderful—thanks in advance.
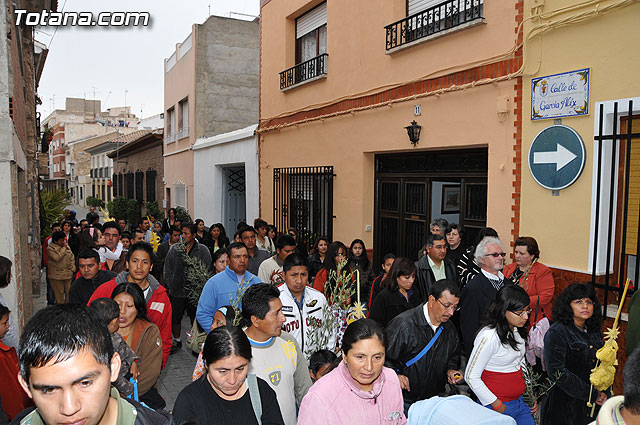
[465,285,536,425]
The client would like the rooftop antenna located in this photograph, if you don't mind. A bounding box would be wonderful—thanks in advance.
[208,4,211,16]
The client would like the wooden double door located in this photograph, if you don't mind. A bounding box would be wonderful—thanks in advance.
[374,149,488,265]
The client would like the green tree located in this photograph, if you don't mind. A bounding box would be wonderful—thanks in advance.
[40,188,70,239]
[145,201,163,220]
[86,196,105,208]
[175,206,192,224]
[107,197,141,228]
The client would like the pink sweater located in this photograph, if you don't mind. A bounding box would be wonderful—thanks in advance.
[298,361,406,425]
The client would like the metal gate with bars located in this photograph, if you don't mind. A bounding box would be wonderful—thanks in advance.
[591,100,639,308]
[273,166,334,251]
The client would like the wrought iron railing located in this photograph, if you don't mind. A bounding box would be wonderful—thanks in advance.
[273,166,334,251]
[591,100,639,309]
[385,0,484,51]
[279,53,328,90]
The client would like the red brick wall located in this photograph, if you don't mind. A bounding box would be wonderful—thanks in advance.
[112,141,165,211]
[510,0,524,249]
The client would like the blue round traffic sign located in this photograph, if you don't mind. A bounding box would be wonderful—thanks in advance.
[528,125,585,191]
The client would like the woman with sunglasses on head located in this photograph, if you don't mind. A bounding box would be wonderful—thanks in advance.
[465,285,535,425]
[539,283,607,425]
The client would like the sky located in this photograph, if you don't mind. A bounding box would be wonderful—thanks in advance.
[36,0,260,121]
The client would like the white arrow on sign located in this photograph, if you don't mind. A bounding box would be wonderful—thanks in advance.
[533,143,577,171]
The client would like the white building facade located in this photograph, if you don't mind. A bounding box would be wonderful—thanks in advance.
[193,124,259,231]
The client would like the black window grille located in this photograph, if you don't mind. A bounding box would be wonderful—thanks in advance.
[273,166,334,252]
[146,169,157,202]
[112,173,117,197]
[135,171,144,203]
[125,172,134,198]
[591,101,639,308]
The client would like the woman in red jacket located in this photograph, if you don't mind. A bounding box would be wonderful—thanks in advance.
[0,305,33,421]
[503,236,555,325]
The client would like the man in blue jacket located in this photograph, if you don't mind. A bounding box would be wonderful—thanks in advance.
[196,242,261,332]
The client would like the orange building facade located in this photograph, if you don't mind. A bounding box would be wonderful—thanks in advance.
[258,0,524,262]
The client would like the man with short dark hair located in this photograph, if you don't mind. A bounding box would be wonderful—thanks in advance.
[415,233,458,303]
[152,225,180,285]
[460,236,512,357]
[385,279,462,413]
[195,242,261,332]
[138,217,152,243]
[88,242,172,368]
[277,253,330,355]
[243,283,312,425]
[132,229,145,244]
[120,232,131,250]
[98,222,127,274]
[163,223,211,354]
[258,234,297,285]
[117,217,127,232]
[69,250,116,306]
[417,218,450,259]
[240,226,271,275]
[12,304,172,425]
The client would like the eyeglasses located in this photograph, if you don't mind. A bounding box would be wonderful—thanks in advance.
[510,308,532,317]
[571,299,594,306]
[437,299,460,312]
[485,252,507,258]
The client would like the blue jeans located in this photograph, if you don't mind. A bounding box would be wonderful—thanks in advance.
[486,396,535,425]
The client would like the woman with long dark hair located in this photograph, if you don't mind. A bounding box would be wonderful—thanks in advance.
[207,223,230,257]
[174,324,284,425]
[540,283,607,425]
[312,241,353,300]
[162,207,177,234]
[111,283,164,409]
[307,236,329,282]
[465,285,535,424]
[298,319,406,424]
[194,219,207,243]
[369,257,421,327]
[348,239,375,305]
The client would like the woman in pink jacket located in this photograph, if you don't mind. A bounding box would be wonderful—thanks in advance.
[503,236,555,326]
[298,318,406,425]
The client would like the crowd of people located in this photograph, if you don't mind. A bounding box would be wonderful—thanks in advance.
[0,210,639,425]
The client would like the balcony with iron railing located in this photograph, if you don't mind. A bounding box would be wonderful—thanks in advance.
[385,0,484,52]
[279,53,328,91]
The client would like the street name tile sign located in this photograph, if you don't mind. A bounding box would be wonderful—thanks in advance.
[531,68,590,120]
[528,125,585,191]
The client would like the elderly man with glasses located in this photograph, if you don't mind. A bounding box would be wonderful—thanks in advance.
[385,279,463,416]
[460,236,513,357]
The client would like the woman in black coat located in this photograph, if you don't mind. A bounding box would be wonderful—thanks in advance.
[540,283,607,425]
[369,257,421,327]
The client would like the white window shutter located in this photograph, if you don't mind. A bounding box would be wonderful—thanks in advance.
[296,2,327,39]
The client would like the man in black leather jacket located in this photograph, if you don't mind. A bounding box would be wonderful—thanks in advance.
[414,234,458,303]
[385,279,462,412]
